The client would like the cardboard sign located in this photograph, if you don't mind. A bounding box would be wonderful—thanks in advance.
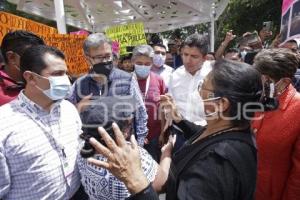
[280,0,300,44]
[42,34,89,76]
[0,11,57,41]
[105,22,147,55]
[0,12,88,76]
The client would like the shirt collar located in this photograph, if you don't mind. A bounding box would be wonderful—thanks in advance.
[17,90,61,117]
[278,84,296,111]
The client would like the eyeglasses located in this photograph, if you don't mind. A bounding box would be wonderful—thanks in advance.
[88,54,112,63]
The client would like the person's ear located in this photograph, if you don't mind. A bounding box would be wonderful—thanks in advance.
[23,71,36,85]
[5,51,18,65]
[218,97,230,113]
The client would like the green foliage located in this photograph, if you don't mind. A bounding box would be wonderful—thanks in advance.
[160,0,282,49]
[216,0,282,48]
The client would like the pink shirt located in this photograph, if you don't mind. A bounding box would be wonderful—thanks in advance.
[0,68,19,106]
[138,72,166,140]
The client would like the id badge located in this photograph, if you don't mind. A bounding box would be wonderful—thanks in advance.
[61,149,74,186]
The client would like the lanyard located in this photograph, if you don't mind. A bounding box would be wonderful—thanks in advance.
[143,75,150,101]
[18,100,66,158]
[17,98,75,186]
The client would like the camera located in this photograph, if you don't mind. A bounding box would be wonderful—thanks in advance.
[80,97,135,158]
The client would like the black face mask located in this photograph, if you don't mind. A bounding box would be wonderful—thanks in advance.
[261,96,279,111]
[92,61,113,77]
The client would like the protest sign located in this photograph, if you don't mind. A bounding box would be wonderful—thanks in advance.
[106,22,147,55]
[280,0,300,44]
[0,12,88,76]
[42,34,89,75]
[0,11,57,42]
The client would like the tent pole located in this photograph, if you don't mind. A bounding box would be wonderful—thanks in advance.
[210,3,216,52]
[54,0,67,34]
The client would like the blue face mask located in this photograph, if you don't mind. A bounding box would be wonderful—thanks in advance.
[37,75,71,101]
[134,64,151,79]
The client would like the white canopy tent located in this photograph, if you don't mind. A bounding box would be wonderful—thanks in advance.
[7,0,229,50]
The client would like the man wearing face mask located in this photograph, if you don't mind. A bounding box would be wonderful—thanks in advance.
[253,48,300,200]
[150,44,174,86]
[69,33,148,146]
[0,30,45,106]
[133,45,167,161]
[0,45,82,200]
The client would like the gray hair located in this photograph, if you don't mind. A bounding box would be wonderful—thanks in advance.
[83,33,112,55]
[132,45,154,60]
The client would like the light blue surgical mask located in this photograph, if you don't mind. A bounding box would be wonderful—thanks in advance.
[134,64,151,79]
[36,74,71,101]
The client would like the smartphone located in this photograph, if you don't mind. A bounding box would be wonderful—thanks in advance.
[263,21,273,31]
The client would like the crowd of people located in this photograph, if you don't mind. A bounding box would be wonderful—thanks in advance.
[0,22,300,200]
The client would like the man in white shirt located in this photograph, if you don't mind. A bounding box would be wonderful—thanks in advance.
[168,33,212,126]
[151,43,174,86]
[0,45,82,200]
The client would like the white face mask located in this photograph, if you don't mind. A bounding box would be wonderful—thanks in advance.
[134,64,151,78]
[153,54,166,67]
[37,75,71,101]
[240,50,247,60]
[201,96,221,117]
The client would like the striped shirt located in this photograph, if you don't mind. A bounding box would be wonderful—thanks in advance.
[0,91,82,200]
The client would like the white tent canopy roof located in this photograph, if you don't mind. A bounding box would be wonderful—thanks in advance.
[8,0,229,33]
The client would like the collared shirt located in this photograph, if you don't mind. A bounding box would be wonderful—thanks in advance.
[151,64,174,87]
[78,144,158,200]
[0,91,82,200]
[0,68,19,106]
[68,68,148,146]
[168,61,212,125]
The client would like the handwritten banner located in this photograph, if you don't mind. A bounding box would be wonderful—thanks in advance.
[105,22,147,55]
[42,34,89,76]
[0,12,88,76]
[0,11,57,41]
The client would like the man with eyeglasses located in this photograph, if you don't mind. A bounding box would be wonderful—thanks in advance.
[151,43,174,86]
[0,30,45,106]
[68,33,148,146]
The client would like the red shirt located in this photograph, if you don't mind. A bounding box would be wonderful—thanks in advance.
[138,72,166,140]
[252,84,300,200]
[0,68,19,106]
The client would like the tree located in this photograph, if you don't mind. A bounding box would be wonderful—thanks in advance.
[158,0,282,49]
[215,0,282,48]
